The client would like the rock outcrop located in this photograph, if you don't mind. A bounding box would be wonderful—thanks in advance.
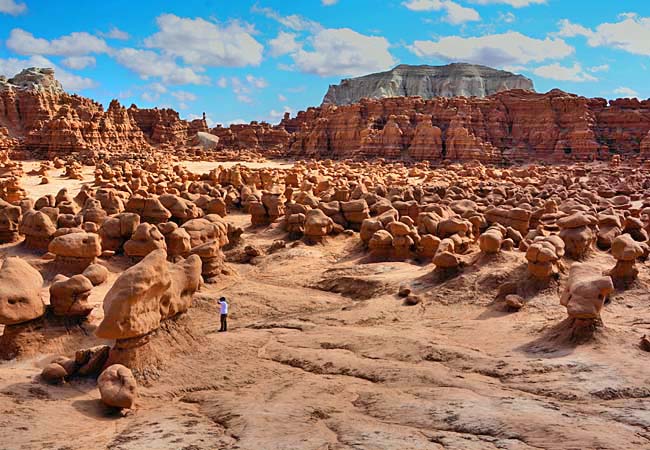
[323,63,534,106]
[0,68,207,156]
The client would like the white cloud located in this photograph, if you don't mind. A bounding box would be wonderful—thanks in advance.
[149,82,168,94]
[293,28,396,77]
[588,64,609,73]
[217,77,228,88]
[269,31,301,57]
[230,75,267,103]
[533,62,597,82]
[410,32,573,67]
[6,29,109,56]
[502,65,527,73]
[0,55,96,91]
[322,0,338,5]
[228,119,247,126]
[251,5,321,32]
[0,0,26,15]
[246,74,268,89]
[499,12,516,23]
[172,91,197,102]
[613,87,639,98]
[114,48,210,85]
[145,14,263,67]
[402,0,480,24]
[557,15,650,56]
[468,0,545,7]
[102,27,130,40]
[61,56,96,70]
[278,94,287,102]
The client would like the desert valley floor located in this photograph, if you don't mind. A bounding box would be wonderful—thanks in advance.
[1,161,650,450]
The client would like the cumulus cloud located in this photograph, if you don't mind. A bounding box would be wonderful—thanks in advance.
[102,27,130,40]
[269,31,301,57]
[556,15,650,56]
[144,14,263,67]
[293,28,396,77]
[0,0,26,15]
[613,87,639,98]
[7,29,109,56]
[114,48,210,85]
[0,55,96,91]
[402,0,480,25]
[468,0,546,7]
[61,56,96,70]
[533,62,597,82]
[409,32,573,67]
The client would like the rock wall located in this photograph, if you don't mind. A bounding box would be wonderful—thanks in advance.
[268,89,650,162]
[0,68,206,156]
[323,63,535,106]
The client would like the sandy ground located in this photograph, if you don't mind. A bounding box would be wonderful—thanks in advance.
[1,162,650,450]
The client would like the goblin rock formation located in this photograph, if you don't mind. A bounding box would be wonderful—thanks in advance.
[322,63,534,106]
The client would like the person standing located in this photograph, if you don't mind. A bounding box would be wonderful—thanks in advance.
[218,297,228,332]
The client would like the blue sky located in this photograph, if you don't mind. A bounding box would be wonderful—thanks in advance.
[1,0,649,126]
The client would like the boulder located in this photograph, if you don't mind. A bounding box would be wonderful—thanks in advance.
[98,364,137,409]
[0,258,45,325]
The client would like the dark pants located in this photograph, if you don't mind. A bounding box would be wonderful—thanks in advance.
[220,314,228,331]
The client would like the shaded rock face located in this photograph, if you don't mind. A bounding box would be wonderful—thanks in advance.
[322,64,535,106]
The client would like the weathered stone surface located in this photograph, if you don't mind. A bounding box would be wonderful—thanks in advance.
[0,257,44,325]
[98,364,137,409]
[95,250,201,340]
[323,63,534,106]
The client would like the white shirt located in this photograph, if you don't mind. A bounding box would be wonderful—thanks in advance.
[220,301,229,315]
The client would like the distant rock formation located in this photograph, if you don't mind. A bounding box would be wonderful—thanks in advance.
[323,63,535,106]
[0,67,208,156]
[222,89,650,163]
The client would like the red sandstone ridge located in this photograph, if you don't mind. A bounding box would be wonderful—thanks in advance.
[210,90,650,163]
[0,68,207,157]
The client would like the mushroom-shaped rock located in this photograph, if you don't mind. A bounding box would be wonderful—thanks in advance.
[0,257,45,325]
[99,213,140,253]
[20,209,57,251]
[304,209,334,243]
[124,223,167,258]
[0,203,21,243]
[49,274,94,317]
[98,364,137,409]
[608,234,644,282]
[558,212,595,259]
[525,235,565,279]
[560,263,613,321]
[368,230,393,258]
[96,250,201,340]
[49,232,102,271]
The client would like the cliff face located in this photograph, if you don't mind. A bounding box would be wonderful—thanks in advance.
[322,64,535,106]
[0,68,207,156]
[221,89,650,163]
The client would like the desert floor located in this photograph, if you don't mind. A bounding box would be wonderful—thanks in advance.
[1,161,650,450]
